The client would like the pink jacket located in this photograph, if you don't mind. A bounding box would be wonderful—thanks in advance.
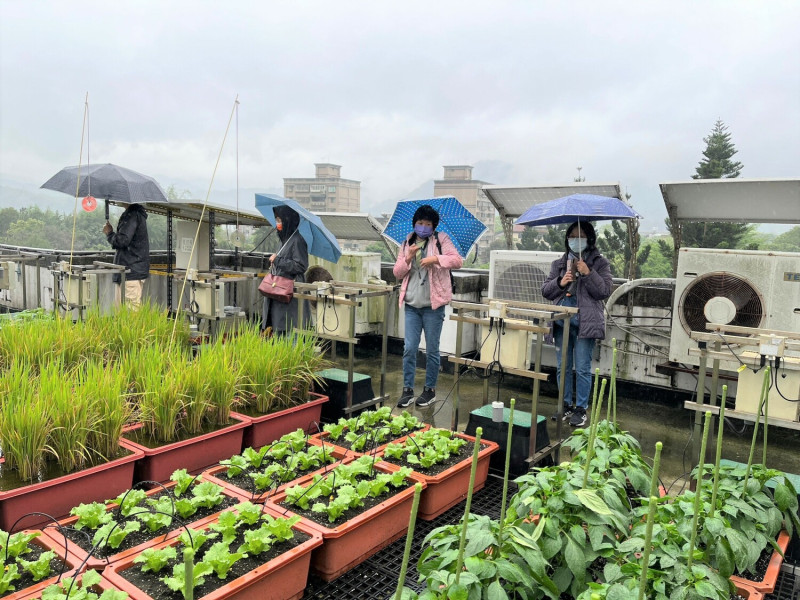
[393,231,463,310]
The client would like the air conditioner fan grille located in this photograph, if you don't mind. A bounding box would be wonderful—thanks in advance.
[679,272,764,334]
[494,262,549,304]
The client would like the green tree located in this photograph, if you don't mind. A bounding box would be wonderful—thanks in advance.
[365,241,395,262]
[516,225,565,251]
[596,220,651,279]
[763,226,800,252]
[661,119,751,273]
[638,238,673,278]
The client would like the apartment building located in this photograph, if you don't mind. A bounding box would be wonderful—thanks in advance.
[283,163,360,213]
[432,165,495,260]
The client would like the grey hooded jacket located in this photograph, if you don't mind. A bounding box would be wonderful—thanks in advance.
[541,247,612,339]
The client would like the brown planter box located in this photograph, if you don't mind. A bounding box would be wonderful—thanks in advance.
[232,393,329,451]
[0,440,143,531]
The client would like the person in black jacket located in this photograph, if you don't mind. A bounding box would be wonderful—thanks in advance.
[103,203,150,308]
[262,206,309,335]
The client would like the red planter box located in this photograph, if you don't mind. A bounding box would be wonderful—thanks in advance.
[734,584,764,599]
[2,530,79,600]
[13,570,125,600]
[102,505,323,600]
[0,440,143,531]
[729,529,791,594]
[265,461,426,581]
[232,392,329,451]
[201,455,348,504]
[121,415,249,484]
[40,480,244,571]
[377,431,499,521]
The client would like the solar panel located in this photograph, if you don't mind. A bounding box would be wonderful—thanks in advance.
[315,213,385,241]
[483,183,622,219]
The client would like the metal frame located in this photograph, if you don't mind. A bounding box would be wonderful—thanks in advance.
[51,261,126,319]
[294,280,395,414]
[447,299,577,465]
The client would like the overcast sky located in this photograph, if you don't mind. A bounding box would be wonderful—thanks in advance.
[1,1,798,231]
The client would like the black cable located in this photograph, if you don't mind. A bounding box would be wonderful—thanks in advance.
[771,356,800,402]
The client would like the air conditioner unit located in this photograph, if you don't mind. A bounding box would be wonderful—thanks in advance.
[0,261,16,291]
[489,251,561,305]
[669,248,800,366]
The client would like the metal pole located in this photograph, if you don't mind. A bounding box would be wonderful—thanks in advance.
[556,316,571,463]
[692,343,708,489]
[167,210,173,311]
[346,297,356,413]
[380,293,389,400]
[529,318,544,461]
[451,306,463,431]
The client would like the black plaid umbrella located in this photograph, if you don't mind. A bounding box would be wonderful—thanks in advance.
[41,163,169,219]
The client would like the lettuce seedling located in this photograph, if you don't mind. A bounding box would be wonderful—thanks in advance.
[162,560,213,597]
[250,463,288,490]
[70,503,113,531]
[92,520,140,549]
[203,541,248,579]
[191,481,224,509]
[0,564,20,594]
[170,469,195,497]
[41,569,128,600]
[18,549,55,581]
[174,497,198,519]
[0,530,39,559]
[133,546,177,573]
[220,454,248,478]
[241,445,270,468]
[208,511,239,545]
[239,526,274,555]
[109,489,147,517]
[235,502,263,526]
[136,496,175,531]
[263,514,299,542]
[177,529,217,553]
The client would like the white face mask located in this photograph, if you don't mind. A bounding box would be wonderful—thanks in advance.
[568,238,588,254]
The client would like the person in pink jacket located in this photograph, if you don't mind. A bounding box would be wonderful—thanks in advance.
[393,205,463,408]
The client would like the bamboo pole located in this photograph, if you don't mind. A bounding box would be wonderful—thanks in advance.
[454,427,483,585]
[687,412,712,569]
[394,483,423,600]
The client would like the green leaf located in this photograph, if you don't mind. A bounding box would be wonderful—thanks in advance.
[725,528,750,573]
[487,580,508,600]
[446,583,468,600]
[564,534,585,575]
[693,580,717,598]
[714,537,734,578]
[574,489,613,515]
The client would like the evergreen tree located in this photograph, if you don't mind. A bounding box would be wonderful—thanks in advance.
[596,219,651,279]
[516,225,565,251]
[662,119,752,273]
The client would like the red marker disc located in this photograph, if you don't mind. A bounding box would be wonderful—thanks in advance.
[82,196,97,212]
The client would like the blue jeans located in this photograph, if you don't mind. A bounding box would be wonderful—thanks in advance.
[403,304,446,389]
[553,324,595,410]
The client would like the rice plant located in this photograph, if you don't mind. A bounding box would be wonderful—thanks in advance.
[0,372,52,481]
[197,339,242,425]
[41,359,93,473]
[80,360,134,461]
[181,357,212,435]
[137,349,189,443]
[227,325,285,413]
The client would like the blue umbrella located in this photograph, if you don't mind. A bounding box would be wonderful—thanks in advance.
[382,196,487,257]
[254,193,342,263]
[515,193,641,227]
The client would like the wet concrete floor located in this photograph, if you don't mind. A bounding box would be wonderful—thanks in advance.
[332,352,800,491]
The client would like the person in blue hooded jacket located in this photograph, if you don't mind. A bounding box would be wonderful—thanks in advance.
[541,221,612,427]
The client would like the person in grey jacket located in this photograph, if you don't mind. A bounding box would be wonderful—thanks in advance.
[262,206,308,335]
[103,203,149,308]
[541,221,612,427]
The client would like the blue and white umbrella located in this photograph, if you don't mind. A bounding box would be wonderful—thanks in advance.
[516,193,641,227]
[254,193,341,263]
[382,196,487,257]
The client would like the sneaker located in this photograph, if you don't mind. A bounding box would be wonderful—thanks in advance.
[415,387,436,407]
[551,407,573,421]
[569,408,588,427]
[397,387,415,408]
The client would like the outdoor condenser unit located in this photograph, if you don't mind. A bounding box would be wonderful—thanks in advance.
[488,250,561,304]
[669,248,800,367]
[175,221,210,271]
[479,319,533,371]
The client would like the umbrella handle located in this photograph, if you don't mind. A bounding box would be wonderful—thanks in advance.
[104,199,110,222]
